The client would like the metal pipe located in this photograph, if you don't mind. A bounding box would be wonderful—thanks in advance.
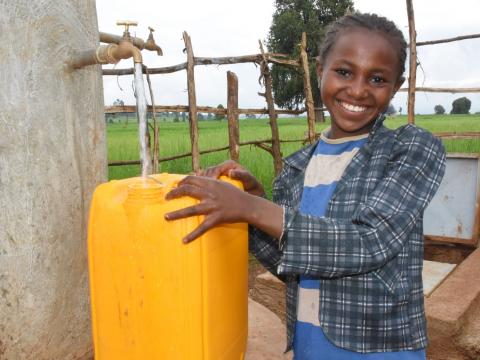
[70,21,161,69]
[70,41,142,69]
[69,48,102,69]
[100,32,144,48]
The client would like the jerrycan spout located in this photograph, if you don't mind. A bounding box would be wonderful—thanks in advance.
[126,177,164,203]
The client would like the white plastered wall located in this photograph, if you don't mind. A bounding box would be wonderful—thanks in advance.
[0,1,106,358]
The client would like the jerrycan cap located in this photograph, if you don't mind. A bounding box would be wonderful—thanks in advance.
[126,176,165,203]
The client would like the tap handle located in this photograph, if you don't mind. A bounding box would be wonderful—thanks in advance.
[148,26,155,34]
[116,20,138,37]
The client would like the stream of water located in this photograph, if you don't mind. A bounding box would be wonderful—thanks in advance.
[134,62,152,177]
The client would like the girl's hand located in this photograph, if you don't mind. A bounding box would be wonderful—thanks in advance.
[164,175,252,243]
[199,160,265,197]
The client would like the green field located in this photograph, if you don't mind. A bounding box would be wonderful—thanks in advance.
[107,114,480,196]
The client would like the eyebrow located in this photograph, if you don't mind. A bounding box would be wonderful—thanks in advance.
[331,59,394,74]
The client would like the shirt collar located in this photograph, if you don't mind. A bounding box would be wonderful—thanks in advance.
[283,113,386,171]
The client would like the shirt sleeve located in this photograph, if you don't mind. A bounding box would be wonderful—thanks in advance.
[277,127,446,278]
[248,224,284,281]
[248,176,290,282]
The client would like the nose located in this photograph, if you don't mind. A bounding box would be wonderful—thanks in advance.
[346,77,368,99]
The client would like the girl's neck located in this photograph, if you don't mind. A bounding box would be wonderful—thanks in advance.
[328,122,374,140]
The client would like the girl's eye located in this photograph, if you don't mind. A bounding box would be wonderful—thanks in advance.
[370,76,385,84]
[335,69,351,77]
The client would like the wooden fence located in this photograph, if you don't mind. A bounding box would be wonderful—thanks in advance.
[104,31,319,175]
[104,0,480,174]
[404,0,480,123]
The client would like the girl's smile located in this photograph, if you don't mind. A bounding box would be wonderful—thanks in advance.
[317,28,405,139]
[337,100,368,113]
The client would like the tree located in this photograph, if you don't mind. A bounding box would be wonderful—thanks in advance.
[450,97,471,114]
[434,105,445,115]
[214,104,225,120]
[267,0,354,117]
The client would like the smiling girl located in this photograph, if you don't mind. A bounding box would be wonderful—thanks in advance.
[165,12,446,359]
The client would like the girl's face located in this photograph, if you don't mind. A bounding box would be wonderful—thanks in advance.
[317,28,405,139]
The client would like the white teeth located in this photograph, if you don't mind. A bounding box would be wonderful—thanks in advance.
[339,101,367,113]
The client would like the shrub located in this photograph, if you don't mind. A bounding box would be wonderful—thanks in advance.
[434,105,445,115]
[451,97,471,114]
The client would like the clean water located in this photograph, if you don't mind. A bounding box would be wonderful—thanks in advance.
[134,62,152,177]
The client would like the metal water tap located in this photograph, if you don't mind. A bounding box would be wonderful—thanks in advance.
[98,26,163,56]
[145,27,163,56]
[117,20,137,41]
[69,20,143,69]
[107,20,142,63]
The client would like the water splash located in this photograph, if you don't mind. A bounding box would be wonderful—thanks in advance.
[134,63,151,177]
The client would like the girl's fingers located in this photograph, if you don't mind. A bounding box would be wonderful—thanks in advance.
[228,169,251,182]
[165,183,203,200]
[183,217,217,243]
[178,175,236,192]
[177,175,213,188]
[229,169,258,189]
[203,167,221,178]
[164,204,206,221]
[202,160,241,179]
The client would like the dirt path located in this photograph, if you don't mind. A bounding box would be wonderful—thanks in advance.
[248,259,286,323]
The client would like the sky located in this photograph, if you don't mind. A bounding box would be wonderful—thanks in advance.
[96,0,480,115]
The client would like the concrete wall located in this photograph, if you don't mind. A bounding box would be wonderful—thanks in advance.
[0,1,106,359]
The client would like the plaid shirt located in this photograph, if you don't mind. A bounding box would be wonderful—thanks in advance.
[249,115,446,353]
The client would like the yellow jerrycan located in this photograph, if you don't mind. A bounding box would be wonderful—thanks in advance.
[87,174,248,359]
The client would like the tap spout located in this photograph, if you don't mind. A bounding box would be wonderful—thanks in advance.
[110,39,143,63]
[145,27,163,56]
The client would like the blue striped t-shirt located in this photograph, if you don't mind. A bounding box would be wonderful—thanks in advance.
[293,130,426,360]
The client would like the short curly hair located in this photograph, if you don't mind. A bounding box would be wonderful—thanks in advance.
[318,12,407,78]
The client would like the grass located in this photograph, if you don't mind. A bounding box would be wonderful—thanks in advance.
[107,114,480,196]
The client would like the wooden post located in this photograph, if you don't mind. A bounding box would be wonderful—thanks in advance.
[406,0,417,124]
[227,71,240,161]
[259,40,283,175]
[299,32,316,143]
[183,31,200,172]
